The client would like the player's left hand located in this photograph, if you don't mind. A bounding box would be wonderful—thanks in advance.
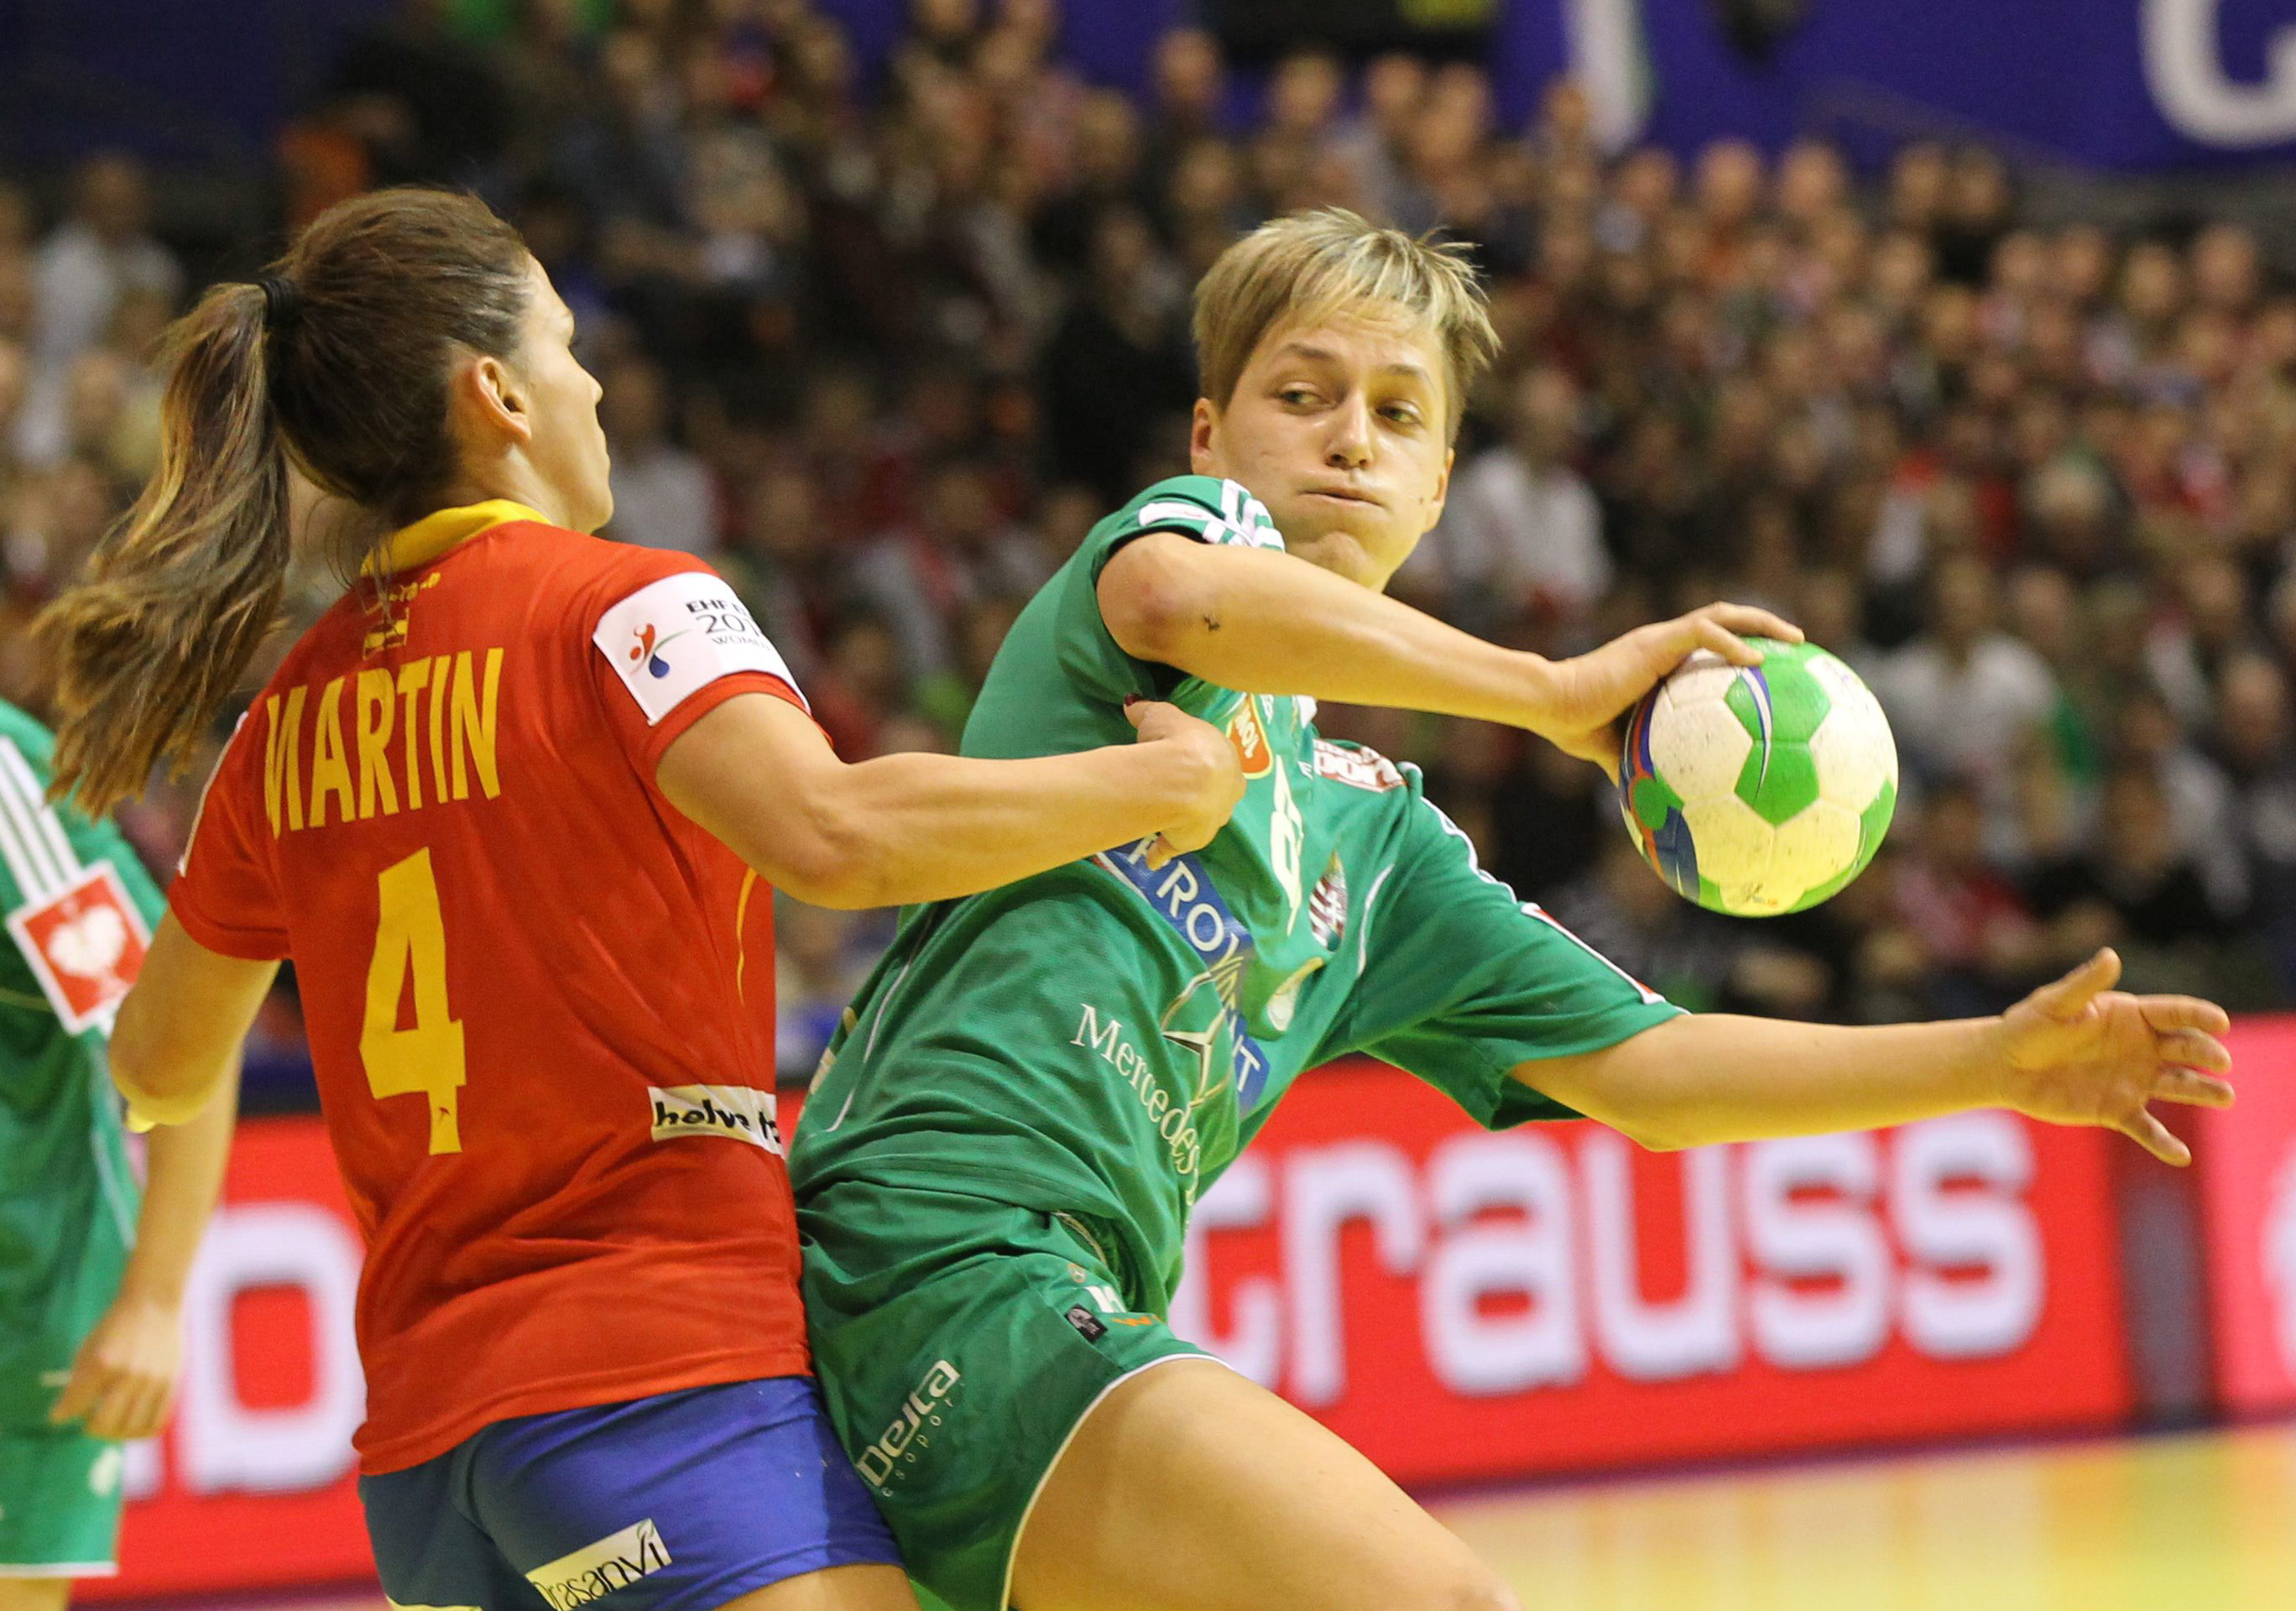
[50,1290,185,1441]
[1530,602,1804,776]
[1991,948,2234,1165]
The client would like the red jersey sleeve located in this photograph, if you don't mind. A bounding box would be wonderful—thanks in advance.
[583,547,809,774]
[169,712,291,960]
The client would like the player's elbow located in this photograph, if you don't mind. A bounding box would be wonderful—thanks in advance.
[1614,1117,1695,1153]
[761,790,893,910]
[767,824,880,910]
[1100,537,1213,665]
[107,995,210,1124]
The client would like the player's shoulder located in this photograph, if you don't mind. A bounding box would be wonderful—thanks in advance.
[0,698,55,773]
[1103,475,1285,555]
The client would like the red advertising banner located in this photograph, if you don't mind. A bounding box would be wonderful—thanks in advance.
[2198,1016,2296,1416]
[1171,1061,2134,1486]
[89,1063,2135,1596]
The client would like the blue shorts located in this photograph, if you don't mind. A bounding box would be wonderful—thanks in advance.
[359,1376,901,1611]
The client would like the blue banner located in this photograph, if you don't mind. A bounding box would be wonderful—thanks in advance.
[1501,0,2296,169]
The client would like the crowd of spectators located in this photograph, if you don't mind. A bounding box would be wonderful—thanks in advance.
[4,0,2294,1087]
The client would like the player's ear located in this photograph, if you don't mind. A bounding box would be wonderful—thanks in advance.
[1422,443,1454,534]
[460,352,535,447]
[1188,396,1219,475]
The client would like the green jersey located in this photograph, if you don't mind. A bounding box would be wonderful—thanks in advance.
[0,702,165,1430]
[789,477,1678,1310]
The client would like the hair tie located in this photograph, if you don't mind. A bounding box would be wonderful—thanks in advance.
[255,273,301,331]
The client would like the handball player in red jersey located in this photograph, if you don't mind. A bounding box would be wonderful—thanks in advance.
[34,190,1242,1611]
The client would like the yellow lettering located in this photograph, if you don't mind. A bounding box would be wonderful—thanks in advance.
[261,686,306,837]
[427,654,451,806]
[449,648,504,801]
[396,660,430,811]
[307,677,355,828]
[355,670,399,819]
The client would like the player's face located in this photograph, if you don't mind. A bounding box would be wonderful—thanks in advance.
[1191,314,1454,590]
[509,258,613,534]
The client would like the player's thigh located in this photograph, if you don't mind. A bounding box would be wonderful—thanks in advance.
[716,1563,918,1611]
[1010,1358,1517,1611]
[0,1580,70,1611]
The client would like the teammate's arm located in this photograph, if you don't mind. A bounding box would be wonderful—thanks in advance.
[656,692,1243,910]
[50,1058,238,1441]
[1098,532,1801,769]
[110,914,277,1126]
[1521,950,2235,1164]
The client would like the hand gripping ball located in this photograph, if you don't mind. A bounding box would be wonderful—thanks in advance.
[1617,638,1898,916]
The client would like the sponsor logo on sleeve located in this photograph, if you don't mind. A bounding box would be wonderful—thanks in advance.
[7,863,150,1034]
[525,1519,672,1610]
[647,1084,783,1153]
[592,571,805,726]
[857,1359,963,1490]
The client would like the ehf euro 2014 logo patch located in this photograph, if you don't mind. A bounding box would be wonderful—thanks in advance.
[594,572,806,725]
[6,863,150,1034]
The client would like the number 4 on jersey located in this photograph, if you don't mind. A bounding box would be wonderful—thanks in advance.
[361,847,467,1153]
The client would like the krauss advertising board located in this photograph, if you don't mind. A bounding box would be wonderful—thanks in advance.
[94,1063,2132,1595]
[1171,1062,2132,1485]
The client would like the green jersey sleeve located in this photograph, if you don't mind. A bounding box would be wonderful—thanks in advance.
[965,475,1287,757]
[1328,785,1683,1129]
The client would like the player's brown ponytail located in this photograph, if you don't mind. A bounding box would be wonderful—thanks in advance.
[38,189,530,816]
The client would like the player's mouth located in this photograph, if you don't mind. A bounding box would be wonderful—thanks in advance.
[1301,485,1383,508]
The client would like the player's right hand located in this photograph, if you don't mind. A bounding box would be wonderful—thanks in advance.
[1125,698,1245,868]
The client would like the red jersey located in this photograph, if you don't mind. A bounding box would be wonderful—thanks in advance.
[172,501,812,1473]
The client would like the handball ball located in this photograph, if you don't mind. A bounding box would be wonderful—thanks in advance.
[1617,638,1898,917]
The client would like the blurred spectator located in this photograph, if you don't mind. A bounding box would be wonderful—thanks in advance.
[1408,364,1608,633]
[18,154,181,468]
[601,352,717,555]
[1876,554,2055,852]
[853,454,1050,678]
[327,0,513,185]
[1041,205,1195,505]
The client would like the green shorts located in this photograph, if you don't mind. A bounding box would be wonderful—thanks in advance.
[0,1424,124,1578]
[799,1179,1210,1611]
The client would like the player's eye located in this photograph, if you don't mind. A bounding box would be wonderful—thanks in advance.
[1278,386,1318,407]
[1382,404,1422,427]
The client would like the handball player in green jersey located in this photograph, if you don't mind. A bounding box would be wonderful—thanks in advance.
[0,701,235,1604]
[788,210,2238,1611]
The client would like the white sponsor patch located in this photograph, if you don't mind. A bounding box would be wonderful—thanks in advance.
[1312,738,1404,792]
[648,1083,782,1153]
[593,571,804,726]
[526,1519,673,1610]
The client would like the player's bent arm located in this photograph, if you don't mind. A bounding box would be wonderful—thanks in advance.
[656,691,1241,910]
[110,915,278,1127]
[1100,533,1548,723]
[1518,951,2236,1165]
[1099,535,1798,771]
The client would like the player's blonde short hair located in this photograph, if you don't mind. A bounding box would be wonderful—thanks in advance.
[1192,208,1499,438]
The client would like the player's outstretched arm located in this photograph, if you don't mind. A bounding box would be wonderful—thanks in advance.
[1521,950,2234,1164]
[51,1057,237,1441]
[1099,533,1798,769]
[657,691,1243,910]
[111,914,277,1127]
